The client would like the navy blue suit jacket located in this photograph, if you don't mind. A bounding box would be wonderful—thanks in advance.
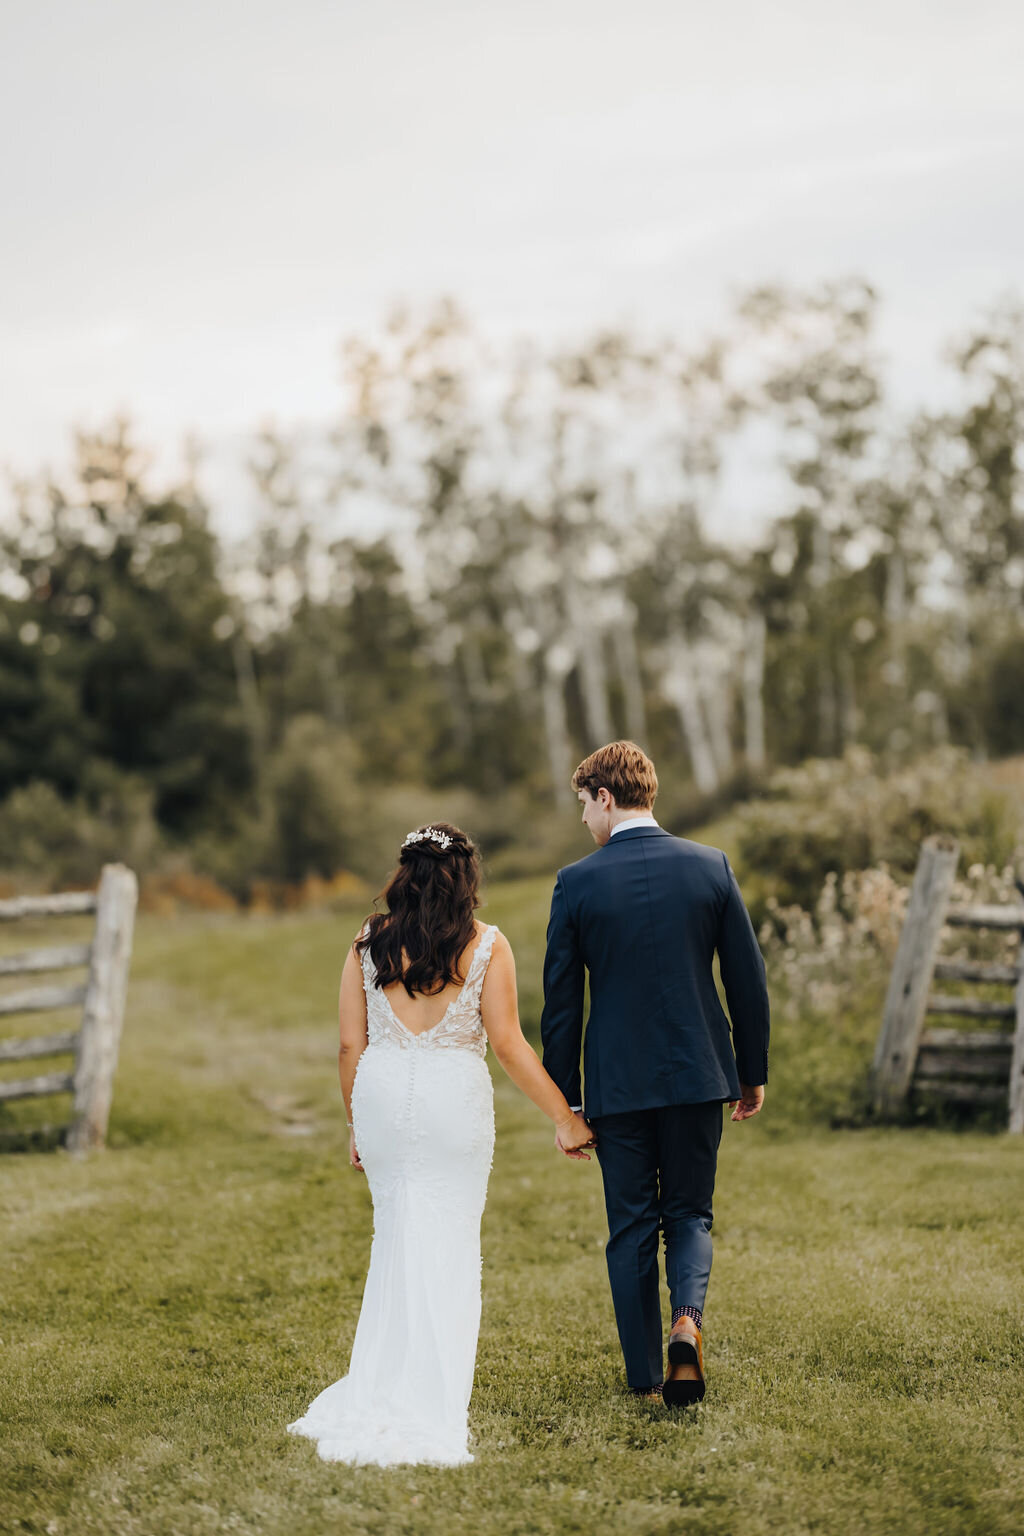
[540,825,769,1118]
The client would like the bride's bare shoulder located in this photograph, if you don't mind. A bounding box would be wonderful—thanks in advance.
[485,927,512,965]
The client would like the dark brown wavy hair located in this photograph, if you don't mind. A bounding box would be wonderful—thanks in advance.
[355,823,480,997]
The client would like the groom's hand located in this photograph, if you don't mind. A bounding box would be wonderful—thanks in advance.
[729,1084,765,1122]
[555,1111,596,1160]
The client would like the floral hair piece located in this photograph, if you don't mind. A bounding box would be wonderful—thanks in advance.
[402,826,453,852]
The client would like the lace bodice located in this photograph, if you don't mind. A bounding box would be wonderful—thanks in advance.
[360,924,498,1059]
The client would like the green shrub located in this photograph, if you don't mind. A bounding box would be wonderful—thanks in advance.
[982,635,1024,754]
[0,765,161,889]
[264,715,360,883]
[735,746,1021,919]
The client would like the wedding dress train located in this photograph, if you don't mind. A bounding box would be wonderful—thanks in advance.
[287,924,498,1467]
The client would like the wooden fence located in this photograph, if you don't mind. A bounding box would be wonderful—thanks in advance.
[0,864,138,1151]
[871,836,1024,1132]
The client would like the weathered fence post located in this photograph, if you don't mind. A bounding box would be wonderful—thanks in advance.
[872,835,960,1118]
[66,864,138,1152]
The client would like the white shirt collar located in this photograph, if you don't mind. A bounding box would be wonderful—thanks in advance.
[609,815,660,836]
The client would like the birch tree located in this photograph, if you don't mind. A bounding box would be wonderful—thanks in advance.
[736,280,883,757]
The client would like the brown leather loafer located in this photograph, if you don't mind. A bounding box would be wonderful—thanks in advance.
[662,1316,705,1407]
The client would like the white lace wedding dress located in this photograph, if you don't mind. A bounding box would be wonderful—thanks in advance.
[287,924,498,1467]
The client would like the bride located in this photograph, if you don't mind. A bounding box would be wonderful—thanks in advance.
[287,822,595,1467]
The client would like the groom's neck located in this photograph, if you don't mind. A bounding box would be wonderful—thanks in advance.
[608,806,657,831]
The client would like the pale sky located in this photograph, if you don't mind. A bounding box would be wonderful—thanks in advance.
[2,0,1023,539]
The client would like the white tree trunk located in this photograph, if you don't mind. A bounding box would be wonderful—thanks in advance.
[566,581,613,747]
[663,635,720,794]
[612,614,648,745]
[698,645,735,781]
[742,611,767,769]
[541,655,576,807]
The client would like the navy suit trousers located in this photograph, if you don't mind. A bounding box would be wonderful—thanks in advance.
[590,1101,724,1390]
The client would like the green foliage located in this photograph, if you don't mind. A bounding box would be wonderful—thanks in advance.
[3,289,1024,897]
[265,716,361,883]
[0,424,252,834]
[255,540,455,786]
[734,746,1021,918]
[0,764,161,888]
[981,633,1024,755]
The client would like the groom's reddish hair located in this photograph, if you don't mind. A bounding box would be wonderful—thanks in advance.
[571,741,658,809]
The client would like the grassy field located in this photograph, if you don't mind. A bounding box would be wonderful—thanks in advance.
[2,880,1023,1536]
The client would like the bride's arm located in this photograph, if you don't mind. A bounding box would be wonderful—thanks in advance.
[338,940,369,1171]
[481,933,595,1160]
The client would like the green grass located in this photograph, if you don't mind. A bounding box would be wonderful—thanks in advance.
[1,885,1023,1536]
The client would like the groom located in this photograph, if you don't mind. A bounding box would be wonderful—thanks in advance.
[541,741,769,1406]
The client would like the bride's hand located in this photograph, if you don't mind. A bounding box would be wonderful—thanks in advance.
[349,1127,364,1172]
[555,1111,596,1160]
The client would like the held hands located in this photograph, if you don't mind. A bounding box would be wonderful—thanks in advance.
[729,1083,765,1122]
[555,1110,596,1160]
[349,1126,364,1172]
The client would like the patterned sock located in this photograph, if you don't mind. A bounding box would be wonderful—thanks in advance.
[672,1304,702,1331]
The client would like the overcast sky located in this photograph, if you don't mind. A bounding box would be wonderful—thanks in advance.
[2,0,1023,538]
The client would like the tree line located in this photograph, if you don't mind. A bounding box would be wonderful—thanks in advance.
[2,279,1022,891]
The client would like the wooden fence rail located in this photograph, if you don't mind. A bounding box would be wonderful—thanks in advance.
[0,944,93,976]
[0,864,137,1151]
[0,984,89,1017]
[0,891,98,920]
[0,1030,79,1062]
